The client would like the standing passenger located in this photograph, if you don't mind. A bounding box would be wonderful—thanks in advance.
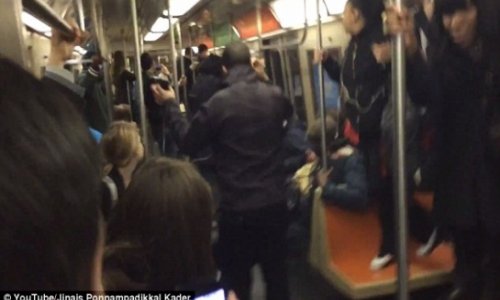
[387,0,500,297]
[320,0,394,269]
[153,42,293,300]
[141,52,176,153]
[198,43,210,64]
[187,54,225,118]
[112,50,135,106]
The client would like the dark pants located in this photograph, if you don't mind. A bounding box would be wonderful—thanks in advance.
[360,135,434,255]
[214,203,290,300]
[378,180,434,254]
[451,228,500,299]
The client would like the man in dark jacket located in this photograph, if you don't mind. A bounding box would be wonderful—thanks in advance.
[187,54,225,118]
[153,42,293,300]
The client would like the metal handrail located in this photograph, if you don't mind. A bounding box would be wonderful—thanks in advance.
[22,0,74,37]
[255,0,308,51]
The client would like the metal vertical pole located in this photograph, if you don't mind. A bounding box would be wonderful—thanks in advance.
[75,0,85,30]
[103,60,114,121]
[130,0,149,155]
[269,51,278,85]
[140,32,144,54]
[392,0,409,299]
[256,0,263,52]
[283,48,296,107]
[90,0,100,43]
[176,22,188,108]
[91,0,113,123]
[167,0,180,104]
[122,38,127,57]
[316,0,327,169]
[278,47,289,98]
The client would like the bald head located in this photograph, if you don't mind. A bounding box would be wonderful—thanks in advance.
[222,42,251,69]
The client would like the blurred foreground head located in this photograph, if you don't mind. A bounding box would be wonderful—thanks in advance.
[0,58,103,290]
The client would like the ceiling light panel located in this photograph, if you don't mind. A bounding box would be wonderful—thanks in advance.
[326,0,348,15]
[164,0,200,16]
[270,0,330,28]
[144,32,164,42]
[151,17,172,32]
[21,11,51,33]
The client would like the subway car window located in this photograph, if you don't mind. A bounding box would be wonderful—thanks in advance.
[1,0,499,299]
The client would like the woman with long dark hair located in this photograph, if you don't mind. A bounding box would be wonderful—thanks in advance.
[388,0,500,298]
[103,157,216,291]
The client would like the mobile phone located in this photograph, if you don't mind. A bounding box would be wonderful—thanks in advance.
[194,288,225,300]
[181,281,225,300]
[150,76,170,90]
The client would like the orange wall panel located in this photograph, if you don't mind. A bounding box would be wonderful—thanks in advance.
[233,6,281,39]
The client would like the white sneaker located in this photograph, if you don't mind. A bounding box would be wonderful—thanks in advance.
[416,229,439,257]
[370,253,394,271]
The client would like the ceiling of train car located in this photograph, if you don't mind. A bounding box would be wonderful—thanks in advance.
[99,0,275,44]
[101,0,164,44]
[206,0,273,25]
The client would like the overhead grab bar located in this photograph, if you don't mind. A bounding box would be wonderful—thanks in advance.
[254,0,308,51]
[22,0,75,37]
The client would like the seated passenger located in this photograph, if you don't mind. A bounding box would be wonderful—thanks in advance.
[101,121,144,201]
[103,157,216,291]
[309,117,368,211]
[0,57,103,290]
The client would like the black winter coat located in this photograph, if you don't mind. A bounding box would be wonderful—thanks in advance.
[323,28,389,140]
[407,40,500,234]
[322,146,368,211]
[168,65,293,212]
[187,74,224,118]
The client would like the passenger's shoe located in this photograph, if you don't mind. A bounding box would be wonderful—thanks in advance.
[370,253,394,271]
[416,228,441,257]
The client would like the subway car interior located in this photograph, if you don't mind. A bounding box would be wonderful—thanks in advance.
[1,0,500,299]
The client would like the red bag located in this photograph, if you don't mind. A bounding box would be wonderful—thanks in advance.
[343,119,360,146]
